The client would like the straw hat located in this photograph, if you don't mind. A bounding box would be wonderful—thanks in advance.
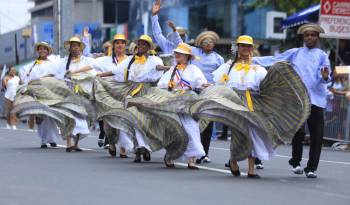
[64,36,85,50]
[195,31,220,46]
[136,34,155,50]
[176,27,188,36]
[173,43,196,60]
[34,41,53,55]
[236,35,254,45]
[297,23,325,35]
[111,34,128,44]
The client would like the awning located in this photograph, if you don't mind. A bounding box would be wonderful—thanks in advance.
[281,4,320,29]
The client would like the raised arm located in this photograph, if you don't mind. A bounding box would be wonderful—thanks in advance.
[253,48,298,67]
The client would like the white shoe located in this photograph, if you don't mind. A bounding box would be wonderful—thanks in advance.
[6,124,11,129]
[203,156,211,163]
[292,166,304,175]
[12,125,17,130]
[305,171,317,178]
[256,164,264,169]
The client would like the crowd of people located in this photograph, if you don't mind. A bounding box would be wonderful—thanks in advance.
[1,0,336,179]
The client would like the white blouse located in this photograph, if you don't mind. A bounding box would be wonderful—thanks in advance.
[56,55,96,79]
[158,64,207,90]
[112,55,164,83]
[20,60,59,84]
[92,55,129,82]
[213,61,267,91]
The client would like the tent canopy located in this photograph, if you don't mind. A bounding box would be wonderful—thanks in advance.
[281,4,320,29]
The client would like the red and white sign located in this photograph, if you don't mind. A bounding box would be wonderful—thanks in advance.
[319,0,350,38]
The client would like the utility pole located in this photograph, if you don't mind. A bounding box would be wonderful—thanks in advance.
[54,0,74,56]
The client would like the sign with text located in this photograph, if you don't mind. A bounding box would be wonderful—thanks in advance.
[319,0,350,38]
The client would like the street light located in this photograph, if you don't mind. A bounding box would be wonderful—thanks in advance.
[22,27,32,61]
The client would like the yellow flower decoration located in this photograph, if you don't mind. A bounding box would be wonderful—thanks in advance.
[235,63,251,74]
[134,55,147,64]
[177,64,186,71]
[35,59,42,65]
[220,73,230,83]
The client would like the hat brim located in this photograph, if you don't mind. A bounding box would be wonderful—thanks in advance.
[35,43,53,55]
[297,24,325,34]
[64,40,86,51]
[195,31,220,46]
[111,38,129,45]
[237,41,254,46]
[173,50,197,60]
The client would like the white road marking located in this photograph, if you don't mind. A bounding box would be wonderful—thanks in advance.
[210,147,350,166]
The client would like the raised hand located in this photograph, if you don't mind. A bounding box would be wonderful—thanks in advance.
[167,20,176,32]
[152,0,162,16]
[321,67,330,81]
[82,27,90,37]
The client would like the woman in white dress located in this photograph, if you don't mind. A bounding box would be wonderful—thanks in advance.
[157,43,208,169]
[56,37,96,152]
[99,34,165,163]
[213,35,274,178]
[20,42,60,148]
[91,34,134,158]
[2,67,19,129]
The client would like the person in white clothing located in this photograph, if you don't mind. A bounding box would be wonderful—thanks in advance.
[91,34,134,158]
[2,67,19,129]
[20,42,60,148]
[158,43,208,169]
[100,34,165,163]
[212,35,274,178]
[56,37,96,152]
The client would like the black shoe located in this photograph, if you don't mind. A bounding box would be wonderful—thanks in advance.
[229,160,241,177]
[164,157,175,168]
[142,148,151,162]
[40,144,48,148]
[49,143,57,148]
[66,147,73,152]
[108,148,116,157]
[97,139,104,147]
[248,173,261,179]
[196,156,205,164]
[134,149,142,163]
[225,161,230,168]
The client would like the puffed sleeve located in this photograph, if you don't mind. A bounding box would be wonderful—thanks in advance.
[254,65,267,86]
[144,56,164,82]
[193,65,208,88]
[157,66,174,89]
[212,63,230,85]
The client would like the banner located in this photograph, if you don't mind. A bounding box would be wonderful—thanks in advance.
[319,0,350,38]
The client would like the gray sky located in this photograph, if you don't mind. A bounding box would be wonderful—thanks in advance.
[0,0,34,34]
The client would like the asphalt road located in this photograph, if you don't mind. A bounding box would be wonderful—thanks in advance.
[1,121,350,205]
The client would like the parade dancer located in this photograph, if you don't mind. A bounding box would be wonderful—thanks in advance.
[253,23,331,178]
[213,35,272,178]
[20,42,59,148]
[56,37,96,152]
[157,43,208,169]
[91,34,134,158]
